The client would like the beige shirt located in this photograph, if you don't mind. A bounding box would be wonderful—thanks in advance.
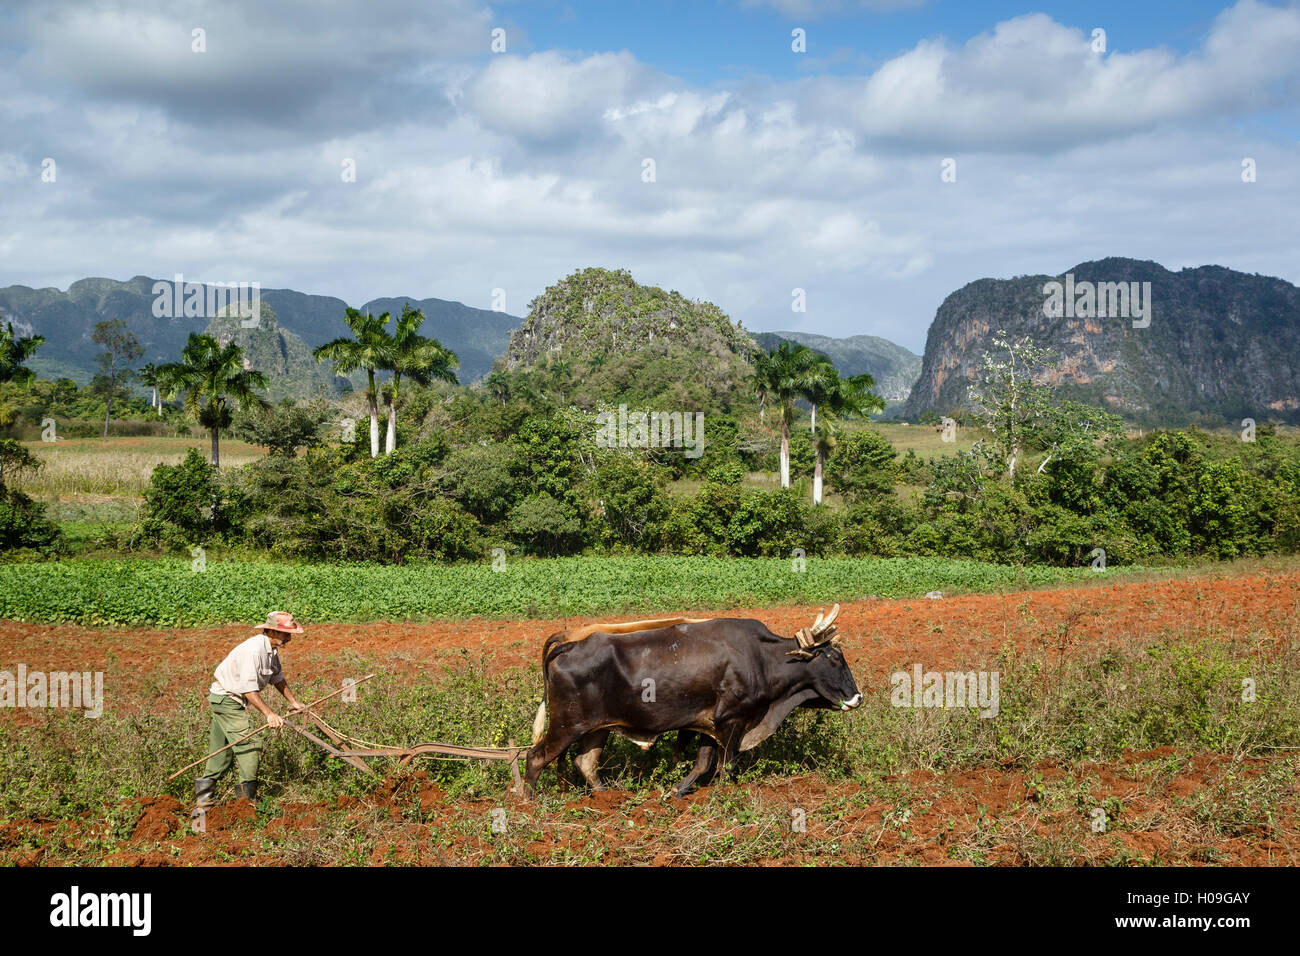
[210,632,285,704]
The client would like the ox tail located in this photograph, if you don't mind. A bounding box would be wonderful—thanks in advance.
[531,632,568,745]
[531,699,547,745]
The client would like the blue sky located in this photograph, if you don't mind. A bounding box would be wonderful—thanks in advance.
[506,1,1231,79]
[1,0,1298,353]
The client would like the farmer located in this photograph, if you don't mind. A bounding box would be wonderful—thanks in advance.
[194,611,307,809]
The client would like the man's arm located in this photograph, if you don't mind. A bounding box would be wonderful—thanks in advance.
[273,679,304,712]
[244,690,284,729]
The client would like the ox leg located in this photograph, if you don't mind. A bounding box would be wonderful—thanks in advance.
[672,739,718,799]
[572,730,610,792]
[712,723,747,787]
[554,748,570,793]
[525,729,585,799]
[673,730,697,762]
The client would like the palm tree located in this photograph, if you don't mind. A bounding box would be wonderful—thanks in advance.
[138,362,163,416]
[313,308,393,457]
[753,349,772,426]
[380,304,459,454]
[751,341,824,488]
[155,334,269,467]
[0,319,44,385]
[812,373,885,505]
[798,354,840,434]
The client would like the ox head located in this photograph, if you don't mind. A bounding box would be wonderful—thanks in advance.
[789,604,862,711]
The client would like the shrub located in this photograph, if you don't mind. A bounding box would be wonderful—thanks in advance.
[135,448,234,546]
[727,488,809,557]
[408,497,483,561]
[231,399,332,457]
[508,493,583,556]
[0,488,62,554]
[828,430,898,500]
[590,454,670,550]
[440,444,521,523]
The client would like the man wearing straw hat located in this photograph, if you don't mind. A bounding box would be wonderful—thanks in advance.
[194,611,307,809]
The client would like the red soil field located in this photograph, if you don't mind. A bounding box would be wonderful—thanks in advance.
[2,570,1297,865]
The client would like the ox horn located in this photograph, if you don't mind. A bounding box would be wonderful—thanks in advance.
[790,603,843,657]
[811,603,840,638]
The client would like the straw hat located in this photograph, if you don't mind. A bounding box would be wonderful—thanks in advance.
[258,610,304,635]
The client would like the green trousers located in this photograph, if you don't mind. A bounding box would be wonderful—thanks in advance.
[203,693,262,783]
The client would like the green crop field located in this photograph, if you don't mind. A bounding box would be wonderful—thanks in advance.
[0,555,1156,627]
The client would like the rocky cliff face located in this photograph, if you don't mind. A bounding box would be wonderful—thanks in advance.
[203,302,340,402]
[900,258,1300,425]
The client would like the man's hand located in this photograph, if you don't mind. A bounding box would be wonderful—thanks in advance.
[246,690,281,729]
[275,680,304,714]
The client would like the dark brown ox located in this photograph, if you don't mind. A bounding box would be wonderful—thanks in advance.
[524,608,861,798]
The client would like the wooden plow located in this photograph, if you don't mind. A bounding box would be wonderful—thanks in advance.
[169,673,528,795]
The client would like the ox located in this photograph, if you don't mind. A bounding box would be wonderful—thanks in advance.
[524,606,861,798]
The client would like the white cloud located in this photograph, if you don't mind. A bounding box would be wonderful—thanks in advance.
[0,0,1297,354]
[802,3,1300,151]
[467,50,662,145]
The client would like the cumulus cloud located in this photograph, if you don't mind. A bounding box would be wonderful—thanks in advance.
[12,0,493,131]
[467,50,665,147]
[802,3,1300,151]
[0,0,1297,352]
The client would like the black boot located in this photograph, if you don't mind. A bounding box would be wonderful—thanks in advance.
[195,776,217,808]
[240,780,258,804]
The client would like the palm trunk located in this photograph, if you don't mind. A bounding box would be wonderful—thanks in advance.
[810,404,816,432]
[367,371,380,458]
[813,448,824,505]
[385,373,401,455]
[210,427,220,468]
[103,397,112,438]
[780,409,791,489]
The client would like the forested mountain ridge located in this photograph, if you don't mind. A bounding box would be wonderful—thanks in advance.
[0,276,522,385]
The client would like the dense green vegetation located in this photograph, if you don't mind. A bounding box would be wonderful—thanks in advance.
[93,405,1300,568]
[6,267,1300,569]
[0,555,1142,626]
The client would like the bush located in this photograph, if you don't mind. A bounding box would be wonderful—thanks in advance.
[408,497,483,561]
[828,430,898,501]
[440,444,521,523]
[726,488,809,557]
[590,454,670,550]
[663,481,743,556]
[508,493,583,556]
[0,488,62,554]
[231,399,332,457]
[703,460,746,486]
[134,448,235,547]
